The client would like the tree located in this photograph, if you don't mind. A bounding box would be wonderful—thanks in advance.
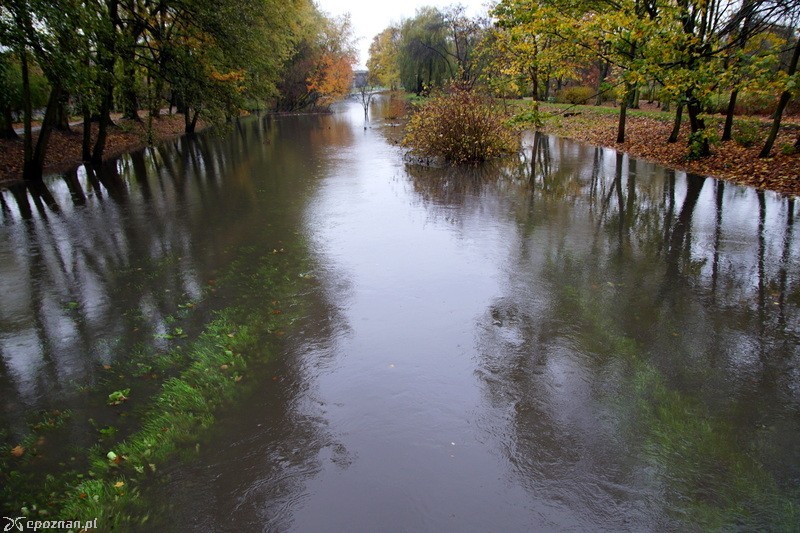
[490,0,587,101]
[276,8,357,111]
[367,27,401,90]
[0,52,48,139]
[760,31,800,157]
[1,0,85,180]
[0,54,19,139]
[305,14,357,108]
[655,0,793,157]
[441,4,488,84]
[356,71,378,120]
[398,7,454,93]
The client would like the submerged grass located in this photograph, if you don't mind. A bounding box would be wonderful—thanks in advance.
[1,245,312,528]
[550,255,799,530]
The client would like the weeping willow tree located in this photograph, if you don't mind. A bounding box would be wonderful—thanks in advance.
[398,7,454,94]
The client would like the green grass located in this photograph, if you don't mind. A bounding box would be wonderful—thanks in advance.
[1,245,313,528]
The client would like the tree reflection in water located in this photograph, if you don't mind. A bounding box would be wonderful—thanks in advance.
[405,135,799,529]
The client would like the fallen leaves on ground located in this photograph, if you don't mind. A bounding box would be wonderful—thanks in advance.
[0,113,205,185]
[542,106,800,197]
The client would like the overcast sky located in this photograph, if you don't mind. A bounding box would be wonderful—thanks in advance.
[315,0,493,68]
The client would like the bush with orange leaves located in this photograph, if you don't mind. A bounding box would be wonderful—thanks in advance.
[402,86,518,164]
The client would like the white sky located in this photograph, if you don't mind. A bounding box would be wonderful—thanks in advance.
[315,0,493,69]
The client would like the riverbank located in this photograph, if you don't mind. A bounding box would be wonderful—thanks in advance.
[538,102,800,197]
[4,102,798,198]
[0,113,206,185]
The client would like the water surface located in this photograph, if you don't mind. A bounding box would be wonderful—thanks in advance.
[1,98,798,530]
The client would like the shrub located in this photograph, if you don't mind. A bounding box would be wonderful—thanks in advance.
[555,86,594,105]
[507,104,544,129]
[732,120,761,147]
[402,86,518,164]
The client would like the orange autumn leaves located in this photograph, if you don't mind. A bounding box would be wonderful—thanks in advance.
[306,52,355,107]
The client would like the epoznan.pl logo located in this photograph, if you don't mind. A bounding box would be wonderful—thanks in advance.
[3,518,24,532]
[3,517,98,531]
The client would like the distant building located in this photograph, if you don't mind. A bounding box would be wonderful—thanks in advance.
[352,70,369,89]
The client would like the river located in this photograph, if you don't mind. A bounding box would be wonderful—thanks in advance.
[1,98,798,531]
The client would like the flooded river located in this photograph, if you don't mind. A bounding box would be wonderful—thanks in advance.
[1,98,798,530]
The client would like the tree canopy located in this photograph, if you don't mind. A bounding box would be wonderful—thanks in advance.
[0,0,357,180]
[367,0,800,159]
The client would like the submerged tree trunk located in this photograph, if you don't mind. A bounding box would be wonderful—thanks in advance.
[665,174,706,279]
[760,35,800,158]
[721,89,738,142]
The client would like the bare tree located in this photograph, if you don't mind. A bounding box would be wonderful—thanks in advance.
[356,72,378,121]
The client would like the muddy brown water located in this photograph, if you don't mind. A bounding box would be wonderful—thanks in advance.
[1,98,798,531]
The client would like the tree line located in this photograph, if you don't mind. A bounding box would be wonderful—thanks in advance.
[0,0,357,181]
[367,0,800,160]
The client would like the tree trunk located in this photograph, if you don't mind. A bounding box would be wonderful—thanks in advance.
[91,0,119,164]
[721,88,738,141]
[1,106,17,139]
[23,84,62,182]
[760,35,800,158]
[150,76,164,118]
[184,108,200,134]
[120,35,141,121]
[616,85,632,143]
[54,90,71,131]
[82,104,92,161]
[686,93,709,158]
[595,61,610,106]
[668,101,683,143]
[190,109,200,133]
[21,46,33,167]
[530,66,539,101]
[91,89,113,164]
